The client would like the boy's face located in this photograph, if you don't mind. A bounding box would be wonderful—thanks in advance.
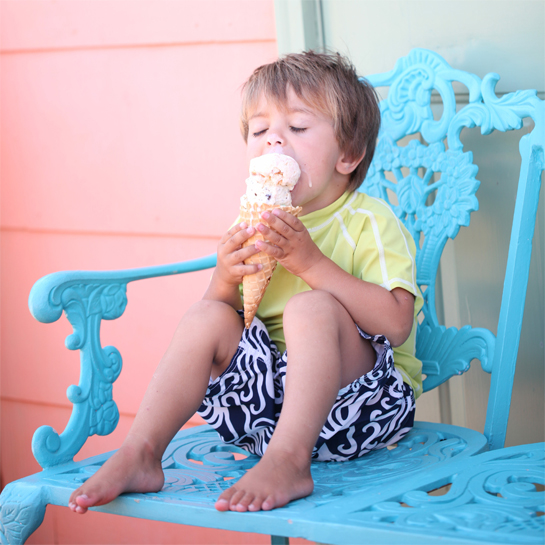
[246,89,357,214]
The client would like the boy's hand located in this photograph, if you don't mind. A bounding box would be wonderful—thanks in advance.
[215,222,262,288]
[255,209,323,277]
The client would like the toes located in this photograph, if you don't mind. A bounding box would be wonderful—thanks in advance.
[69,489,84,508]
[234,492,255,512]
[262,494,277,511]
[214,498,230,512]
[69,490,93,514]
[70,501,88,514]
[215,486,238,512]
[75,494,93,508]
[228,490,246,511]
[248,495,265,512]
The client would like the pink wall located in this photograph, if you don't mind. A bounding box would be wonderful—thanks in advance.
[1,1,308,543]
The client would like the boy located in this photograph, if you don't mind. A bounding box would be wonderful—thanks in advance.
[69,51,423,514]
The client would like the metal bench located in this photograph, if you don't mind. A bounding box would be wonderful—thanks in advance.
[1,48,543,545]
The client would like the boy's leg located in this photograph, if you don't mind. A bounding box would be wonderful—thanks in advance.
[69,300,244,513]
[215,289,377,512]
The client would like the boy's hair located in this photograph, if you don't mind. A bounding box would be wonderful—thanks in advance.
[240,51,381,191]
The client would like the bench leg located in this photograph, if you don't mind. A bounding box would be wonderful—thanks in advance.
[0,482,47,544]
[271,536,289,545]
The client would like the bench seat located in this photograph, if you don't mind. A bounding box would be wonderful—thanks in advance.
[2,422,542,544]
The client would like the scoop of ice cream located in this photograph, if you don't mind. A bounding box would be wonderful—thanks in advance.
[241,153,301,206]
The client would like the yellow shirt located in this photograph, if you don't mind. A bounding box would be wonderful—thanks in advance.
[245,191,424,398]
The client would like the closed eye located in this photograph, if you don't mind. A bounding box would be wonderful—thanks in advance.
[252,129,267,137]
[290,126,306,133]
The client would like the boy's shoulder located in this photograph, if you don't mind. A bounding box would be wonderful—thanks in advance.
[340,191,400,225]
[339,192,415,254]
[305,191,403,240]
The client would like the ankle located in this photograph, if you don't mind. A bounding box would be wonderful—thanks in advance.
[120,434,163,465]
[263,443,312,472]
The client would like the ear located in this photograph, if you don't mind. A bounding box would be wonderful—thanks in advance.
[336,148,366,175]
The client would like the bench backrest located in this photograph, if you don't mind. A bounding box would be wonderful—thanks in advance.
[364,49,543,449]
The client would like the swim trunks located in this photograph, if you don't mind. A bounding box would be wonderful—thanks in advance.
[197,313,415,462]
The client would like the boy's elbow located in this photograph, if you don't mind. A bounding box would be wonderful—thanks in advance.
[388,288,415,347]
[388,330,410,348]
[387,318,413,348]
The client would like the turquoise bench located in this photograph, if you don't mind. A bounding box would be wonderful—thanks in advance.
[1,49,543,545]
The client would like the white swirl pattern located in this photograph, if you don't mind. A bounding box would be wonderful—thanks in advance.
[197,315,415,462]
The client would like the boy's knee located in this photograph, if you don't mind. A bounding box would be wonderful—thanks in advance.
[284,290,341,326]
[184,300,240,328]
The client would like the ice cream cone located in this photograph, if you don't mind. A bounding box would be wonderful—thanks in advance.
[240,201,302,328]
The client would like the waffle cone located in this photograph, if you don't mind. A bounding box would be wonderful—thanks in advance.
[240,202,302,328]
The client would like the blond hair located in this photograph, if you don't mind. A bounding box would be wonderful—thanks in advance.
[240,51,380,191]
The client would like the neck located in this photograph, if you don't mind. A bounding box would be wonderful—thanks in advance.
[300,180,349,216]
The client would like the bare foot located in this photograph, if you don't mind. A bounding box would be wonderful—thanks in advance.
[69,440,164,514]
[215,448,314,512]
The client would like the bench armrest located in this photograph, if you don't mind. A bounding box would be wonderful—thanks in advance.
[30,254,217,469]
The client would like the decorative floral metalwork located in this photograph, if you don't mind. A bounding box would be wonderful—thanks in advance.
[363,48,542,389]
[31,282,126,468]
[27,254,217,469]
[351,446,544,542]
[417,324,496,390]
[42,423,485,508]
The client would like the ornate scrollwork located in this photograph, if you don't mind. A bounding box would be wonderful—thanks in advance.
[28,255,217,470]
[417,324,496,391]
[350,444,545,542]
[448,74,543,151]
[364,48,544,383]
[44,424,483,511]
[32,282,126,468]
[364,137,480,292]
[368,49,482,145]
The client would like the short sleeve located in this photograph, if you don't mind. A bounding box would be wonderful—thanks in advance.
[353,198,419,300]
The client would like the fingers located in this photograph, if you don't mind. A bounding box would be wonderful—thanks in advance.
[224,243,263,275]
[220,222,253,246]
[254,209,297,254]
[255,239,284,259]
[219,222,261,261]
[231,262,263,276]
[217,221,264,280]
[217,210,303,276]
[263,209,305,233]
[232,244,261,263]
[255,222,286,248]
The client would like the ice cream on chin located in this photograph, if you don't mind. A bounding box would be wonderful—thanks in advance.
[240,153,303,328]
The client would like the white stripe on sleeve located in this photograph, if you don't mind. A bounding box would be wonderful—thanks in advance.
[335,212,356,250]
[356,208,391,290]
[370,196,417,293]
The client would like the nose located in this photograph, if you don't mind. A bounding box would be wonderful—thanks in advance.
[267,132,284,148]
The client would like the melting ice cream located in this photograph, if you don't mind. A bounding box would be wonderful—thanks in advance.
[241,153,301,207]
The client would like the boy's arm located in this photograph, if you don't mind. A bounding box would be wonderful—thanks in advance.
[256,210,415,347]
[203,222,261,310]
[203,270,243,309]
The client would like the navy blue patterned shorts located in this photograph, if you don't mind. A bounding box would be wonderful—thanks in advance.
[197,314,415,462]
